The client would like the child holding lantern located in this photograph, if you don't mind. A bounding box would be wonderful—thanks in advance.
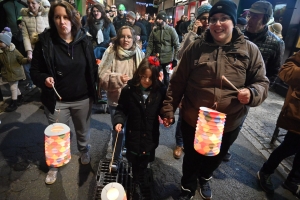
[113,56,166,199]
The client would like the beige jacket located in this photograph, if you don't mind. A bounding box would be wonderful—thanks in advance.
[98,46,144,106]
[20,6,49,52]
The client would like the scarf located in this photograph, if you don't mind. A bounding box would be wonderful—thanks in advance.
[94,19,104,44]
[116,45,144,68]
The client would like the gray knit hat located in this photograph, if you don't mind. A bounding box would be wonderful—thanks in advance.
[0,27,12,46]
[127,11,136,20]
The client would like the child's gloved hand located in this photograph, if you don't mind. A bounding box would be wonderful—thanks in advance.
[115,124,122,132]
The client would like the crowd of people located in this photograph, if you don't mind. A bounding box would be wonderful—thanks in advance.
[0,0,299,199]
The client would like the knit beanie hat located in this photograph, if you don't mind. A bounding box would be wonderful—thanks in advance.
[127,11,136,20]
[156,11,167,22]
[0,27,12,46]
[197,3,212,19]
[209,0,237,26]
[118,4,125,11]
[42,0,50,7]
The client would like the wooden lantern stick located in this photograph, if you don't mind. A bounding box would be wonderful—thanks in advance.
[222,75,240,92]
[52,83,62,100]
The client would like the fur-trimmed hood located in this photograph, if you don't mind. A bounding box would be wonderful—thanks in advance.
[20,6,49,17]
[0,43,16,53]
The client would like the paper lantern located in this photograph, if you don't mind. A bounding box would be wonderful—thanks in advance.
[44,123,71,167]
[194,107,226,156]
[101,182,127,200]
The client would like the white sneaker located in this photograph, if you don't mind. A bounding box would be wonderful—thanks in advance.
[45,167,58,184]
[81,152,90,164]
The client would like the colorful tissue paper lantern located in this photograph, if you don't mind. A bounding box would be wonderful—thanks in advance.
[194,107,226,156]
[44,123,71,167]
[101,182,127,200]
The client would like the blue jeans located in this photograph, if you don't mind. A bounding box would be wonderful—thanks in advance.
[261,131,300,182]
[175,108,183,147]
[23,63,33,84]
[109,105,125,160]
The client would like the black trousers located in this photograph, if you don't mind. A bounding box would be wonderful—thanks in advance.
[126,150,152,183]
[261,131,300,183]
[160,63,171,87]
[181,119,241,194]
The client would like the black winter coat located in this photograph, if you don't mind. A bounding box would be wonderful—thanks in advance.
[245,26,285,85]
[30,28,98,114]
[113,80,166,154]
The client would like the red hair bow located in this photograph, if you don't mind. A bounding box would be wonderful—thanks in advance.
[148,56,160,67]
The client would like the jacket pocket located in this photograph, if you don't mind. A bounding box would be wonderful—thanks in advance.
[285,90,300,121]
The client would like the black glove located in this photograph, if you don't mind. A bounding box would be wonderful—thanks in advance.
[172,59,178,68]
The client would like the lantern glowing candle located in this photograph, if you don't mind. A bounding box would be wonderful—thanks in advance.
[194,107,226,156]
[101,182,127,200]
[44,123,71,167]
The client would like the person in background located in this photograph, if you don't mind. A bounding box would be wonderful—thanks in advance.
[0,0,27,48]
[173,3,212,160]
[146,11,179,87]
[113,56,166,200]
[85,3,116,58]
[108,9,114,22]
[175,15,186,43]
[244,1,284,87]
[257,50,300,199]
[110,4,117,18]
[161,1,269,199]
[140,13,152,38]
[0,27,27,112]
[167,19,173,27]
[179,13,195,36]
[113,4,127,33]
[81,7,91,27]
[98,26,144,161]
[30,1,98,184]
[237,17,247,32]
[20,0,50,90]
[126,11,147,48]
[268,22,283,39]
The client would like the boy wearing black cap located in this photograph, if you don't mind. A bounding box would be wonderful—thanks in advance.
[161,1,269,199]
[146,11,180,87]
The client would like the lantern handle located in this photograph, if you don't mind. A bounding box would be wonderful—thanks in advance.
[109,130,120,173]
[52,83,62,100]
[222,75,240,92]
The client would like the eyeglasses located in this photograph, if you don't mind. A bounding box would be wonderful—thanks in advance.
[199,17,209,22]
[209,16,231,25]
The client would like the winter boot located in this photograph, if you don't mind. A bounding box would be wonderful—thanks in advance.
[17,94,23,106]
[5,100,18,112]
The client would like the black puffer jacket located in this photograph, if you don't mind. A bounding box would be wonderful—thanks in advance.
[30,28,98,114]
[113,80,166,154]
[245,26,285,85]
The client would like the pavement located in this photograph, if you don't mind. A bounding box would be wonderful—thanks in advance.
[0,79,297,200]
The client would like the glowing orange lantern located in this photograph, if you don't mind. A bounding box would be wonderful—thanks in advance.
[101,182,127,200]
[194,107,226,156]
[44,123,71,167]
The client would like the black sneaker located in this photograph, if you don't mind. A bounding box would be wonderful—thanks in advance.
[5,100,18,112]
[199,178,212,200]
[177,186,194,200]
[223,151,232,162]
[282,179,300,198]
[17,94,23,106]
[257,171,274,193]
